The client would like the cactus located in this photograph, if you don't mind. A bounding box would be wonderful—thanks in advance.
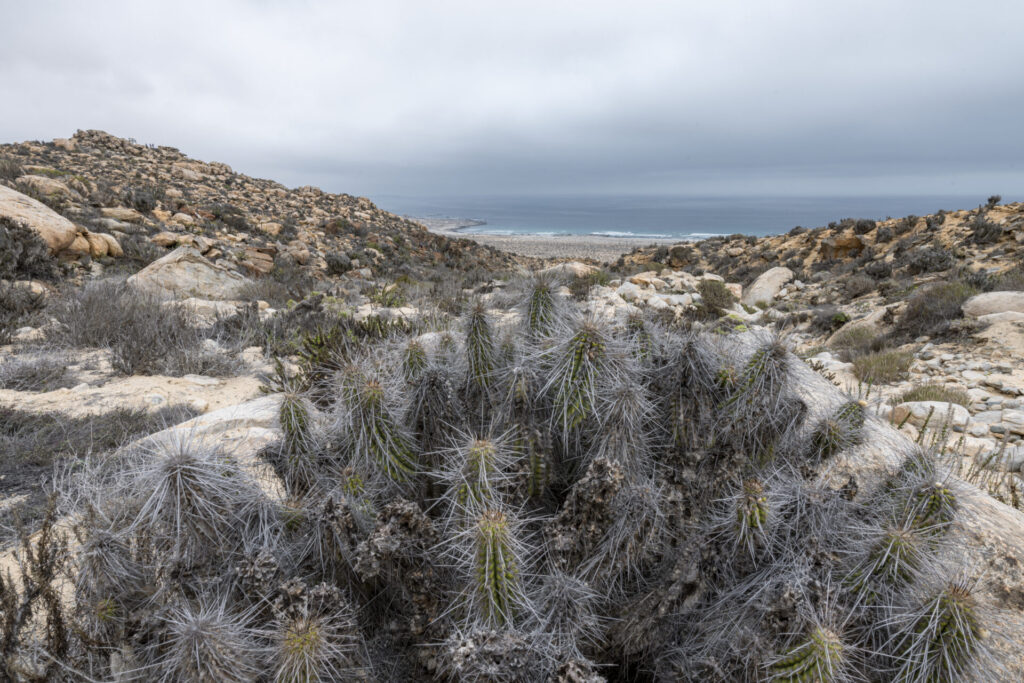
[402,339,427,382]
[770,625,847,682]
[526,275,557,336]
[336,368,416,482]
[735,478,770,559]
[908,481,957,530]
[810,400,866,460]
[893,579,983,682]
[546,319,610,435]
[472,508,524,627]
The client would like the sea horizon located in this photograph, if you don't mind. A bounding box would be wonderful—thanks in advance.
[377,193,1010,240]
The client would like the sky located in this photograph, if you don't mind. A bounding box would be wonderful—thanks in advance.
[2,0,1022,199]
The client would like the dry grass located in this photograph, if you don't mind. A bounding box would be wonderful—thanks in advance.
[851,349,913,384]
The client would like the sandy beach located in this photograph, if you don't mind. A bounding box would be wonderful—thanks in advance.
[414,217,679,263]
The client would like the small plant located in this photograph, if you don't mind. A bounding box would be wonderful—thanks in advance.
[852,349,912,384]
[896,280,977,340]
[897,383,970,407]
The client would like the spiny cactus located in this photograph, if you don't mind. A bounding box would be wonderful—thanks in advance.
[146,599,261,683]
[469,508,527,628]
[892,578,986,681]
[734,478,770,560]
[544,317,612,437]
[769,624,848,682]
[402,339,428,382]
[525,274,557,337]
[271,580,365,682]
[810,400,866,460]
[334,366,416,483]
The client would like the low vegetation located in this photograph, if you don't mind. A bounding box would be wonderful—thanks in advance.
[852,348,913,384]
[897,383,971,407]
[0,281,995,682]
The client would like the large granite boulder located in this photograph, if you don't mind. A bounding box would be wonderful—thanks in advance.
[0,184,78,252]
[741,266,793,306]
[127,245,250,299]
[963,291,1024,318]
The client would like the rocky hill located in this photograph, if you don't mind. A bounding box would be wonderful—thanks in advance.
[0,129,527,285]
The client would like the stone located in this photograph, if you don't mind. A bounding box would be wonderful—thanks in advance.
[819,234,864,259]
[16,175,76,198]
[629,272,667,289]
[239,248,275,276]
[741,267,794,307]
[127,246,250,299]
[616,282,645,302]
[171,212,195,225]
[962,291,1024,318]
[259,221,283,236]
[1003,410,1024,436]
[978,311,1024,324]
[538,261,597,279]
[725,283,743,300]
[0,184,79,252]
[100,206,144,223]
[892,401,970,429]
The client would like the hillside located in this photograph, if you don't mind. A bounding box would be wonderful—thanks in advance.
[0,129,529,285]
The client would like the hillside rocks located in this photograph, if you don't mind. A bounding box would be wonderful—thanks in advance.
[0,184,78,252]
[127,245,249,299]
[963,291,1024,318]
[740,266,792,306]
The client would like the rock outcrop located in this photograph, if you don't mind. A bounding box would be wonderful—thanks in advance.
[127,245,250,299]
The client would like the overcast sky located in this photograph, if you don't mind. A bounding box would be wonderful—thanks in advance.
[2,1,1022,199]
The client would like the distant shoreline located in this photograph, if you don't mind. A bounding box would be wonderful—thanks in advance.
[410,215,678,263]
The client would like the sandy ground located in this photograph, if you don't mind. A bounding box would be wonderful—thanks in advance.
[415,217,677,263]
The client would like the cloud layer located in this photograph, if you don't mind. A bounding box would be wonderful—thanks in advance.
[3,0,1022,198]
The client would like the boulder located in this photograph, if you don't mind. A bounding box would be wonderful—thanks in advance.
[819,234,865,259]
[962,291,1024,318]
[100,206,144,223]
[741,266,794,307]
[16,174,77,199]
[892,401,970,429]
[539,261,598,279]
[0,184,79,252]
[127,246,250,299]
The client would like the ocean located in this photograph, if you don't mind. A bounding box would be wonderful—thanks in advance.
[377,194,999,240]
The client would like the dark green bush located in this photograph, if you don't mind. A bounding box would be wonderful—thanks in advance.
[904,246,954,275]
[0,216,58,281]
[897,281,977,339]
[697,278,735,312]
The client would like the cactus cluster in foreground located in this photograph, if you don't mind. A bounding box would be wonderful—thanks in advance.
[1,277,1000,682]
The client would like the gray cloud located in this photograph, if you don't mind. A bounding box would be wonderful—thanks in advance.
[2,0,1022,198]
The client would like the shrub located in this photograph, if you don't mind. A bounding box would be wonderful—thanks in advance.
[904,246,955,275]
[828,324,881,360]
[0,282,47,344]
[0,157,24,180]
[844,274,876,299]
[0,216,58,281]
[697,278,735,312]
[968,215,1003,245]
[875,225,893,243]
[994,264,1024,291]
[853,218,876,235]
[237,265,319,308]
[0,353,75,392]
[325,251,351,276]
[569,269,610,301]
[898,383,971,407]
[986,194,1002,209]
[852,349,913,384]
[897,281,977,339]
[864,260,892,280]
[47,280,239,376]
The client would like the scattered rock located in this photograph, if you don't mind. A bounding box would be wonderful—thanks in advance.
[963,291,1024,318]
